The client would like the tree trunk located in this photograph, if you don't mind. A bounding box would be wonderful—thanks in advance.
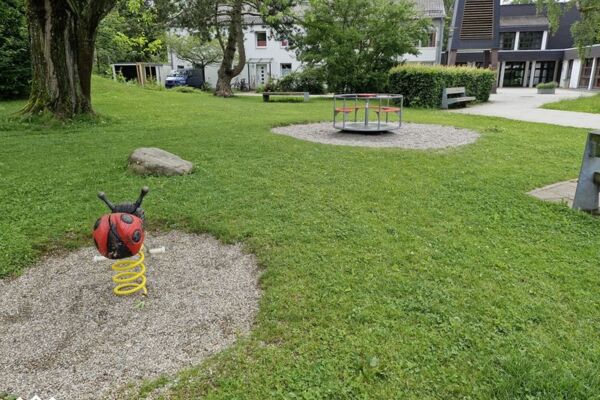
[23,0,115,118]
[215,0,246,97]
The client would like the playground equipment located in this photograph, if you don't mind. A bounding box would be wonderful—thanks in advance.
[333,93,403,133]
[93,187,153,296]
[574,131,600,212]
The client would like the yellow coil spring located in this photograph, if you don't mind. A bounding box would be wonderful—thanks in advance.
[111,248,147,296]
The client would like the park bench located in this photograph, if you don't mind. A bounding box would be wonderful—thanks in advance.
[263,91,310,102]
[441,87,476,109]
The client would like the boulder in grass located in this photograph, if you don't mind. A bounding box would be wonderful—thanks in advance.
[128,147,193,176]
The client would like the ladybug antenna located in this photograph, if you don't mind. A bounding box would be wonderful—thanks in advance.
[134,186,149,209]
[98,191,116,212]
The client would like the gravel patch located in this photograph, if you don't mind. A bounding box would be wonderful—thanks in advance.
[272,122,480,149]
[0,231,261,400]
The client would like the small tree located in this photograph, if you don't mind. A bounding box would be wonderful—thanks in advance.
[0,0,31,99]
[166,34,223,78]
[295,0,429,93]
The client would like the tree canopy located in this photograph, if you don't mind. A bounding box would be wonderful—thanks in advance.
[0,0,30,99]
[294,0,429,93]
[165,34,223,70]
[95,0,169,75]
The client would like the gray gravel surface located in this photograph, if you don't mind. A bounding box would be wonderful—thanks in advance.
[0,231,261,400]
[272,122,480,149]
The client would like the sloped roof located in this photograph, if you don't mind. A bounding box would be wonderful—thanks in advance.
[414,0,446,18]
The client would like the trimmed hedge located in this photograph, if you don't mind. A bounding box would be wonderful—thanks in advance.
[388,64,496,108]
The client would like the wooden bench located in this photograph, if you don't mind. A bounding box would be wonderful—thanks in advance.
[263,92,310,102]
[441,87,476,109]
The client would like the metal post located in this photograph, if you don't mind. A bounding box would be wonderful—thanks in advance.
[573,131,600,212]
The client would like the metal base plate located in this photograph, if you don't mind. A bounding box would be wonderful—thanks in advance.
[335,122,400,133]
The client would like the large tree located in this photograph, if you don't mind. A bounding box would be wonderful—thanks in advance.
[294,0,429,93]
[23,0,117,118]
[179,0,295,97]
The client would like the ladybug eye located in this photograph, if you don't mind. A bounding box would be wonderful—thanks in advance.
[132,230,141,243]
[121,214,133,224]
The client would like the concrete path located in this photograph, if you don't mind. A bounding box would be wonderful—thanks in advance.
[528,179,578,207]
[451,88,600,130]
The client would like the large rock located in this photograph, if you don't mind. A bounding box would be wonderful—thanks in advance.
[128,147,193,176]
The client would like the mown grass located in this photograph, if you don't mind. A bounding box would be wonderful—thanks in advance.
[1,77,600,399]
[543,92,600,114]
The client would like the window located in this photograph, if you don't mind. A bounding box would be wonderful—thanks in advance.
[281,63,292,77]
[503,62,526,87]
[518,31,543,50]
[256,31,267,48]
[500,32,516,50]
[532,61,555,86]
[426,31,436,47]
[580,58,593,88]
[281,38,295,48]
[565,59,574,82]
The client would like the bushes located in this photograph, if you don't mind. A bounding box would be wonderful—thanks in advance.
[0,0,31,99]
[537,81,558,89]
[274,68,327,94]
[388,64,496,108]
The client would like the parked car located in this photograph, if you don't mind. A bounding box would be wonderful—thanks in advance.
[165,69,205,89]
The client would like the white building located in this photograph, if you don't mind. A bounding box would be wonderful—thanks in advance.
[169,0,446,89]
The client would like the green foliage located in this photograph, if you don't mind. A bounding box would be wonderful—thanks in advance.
[3,77,600,398]
[275,68,327,94]
[95,0,167,75]
[0,0,30,99]
[513,0,600,53]
[536,81,558,89]
[178,0,297,95]
[543,92,600,114]
[165,35,222,69]
[388,64,495,108]
[172,85,201,93]
[295,0,429,93]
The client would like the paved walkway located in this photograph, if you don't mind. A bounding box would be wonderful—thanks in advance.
[528,179,578,207]
[451,88,600,130]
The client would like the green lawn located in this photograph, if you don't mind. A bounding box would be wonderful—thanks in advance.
[2,77,600,399]
[543,92,600,114]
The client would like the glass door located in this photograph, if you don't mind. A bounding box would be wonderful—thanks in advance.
[503,62,526,87]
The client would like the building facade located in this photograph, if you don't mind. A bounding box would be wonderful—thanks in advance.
[447,1,600,90]
[169,0,446,89]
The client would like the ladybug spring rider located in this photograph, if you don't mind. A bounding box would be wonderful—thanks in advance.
[93,187,149,259]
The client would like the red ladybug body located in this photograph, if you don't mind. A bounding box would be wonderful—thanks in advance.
[93,213,145,259]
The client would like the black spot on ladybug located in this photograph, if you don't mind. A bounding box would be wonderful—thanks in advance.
[121,214,133,224]
[94,218,101,230]
[132,230,141,243]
